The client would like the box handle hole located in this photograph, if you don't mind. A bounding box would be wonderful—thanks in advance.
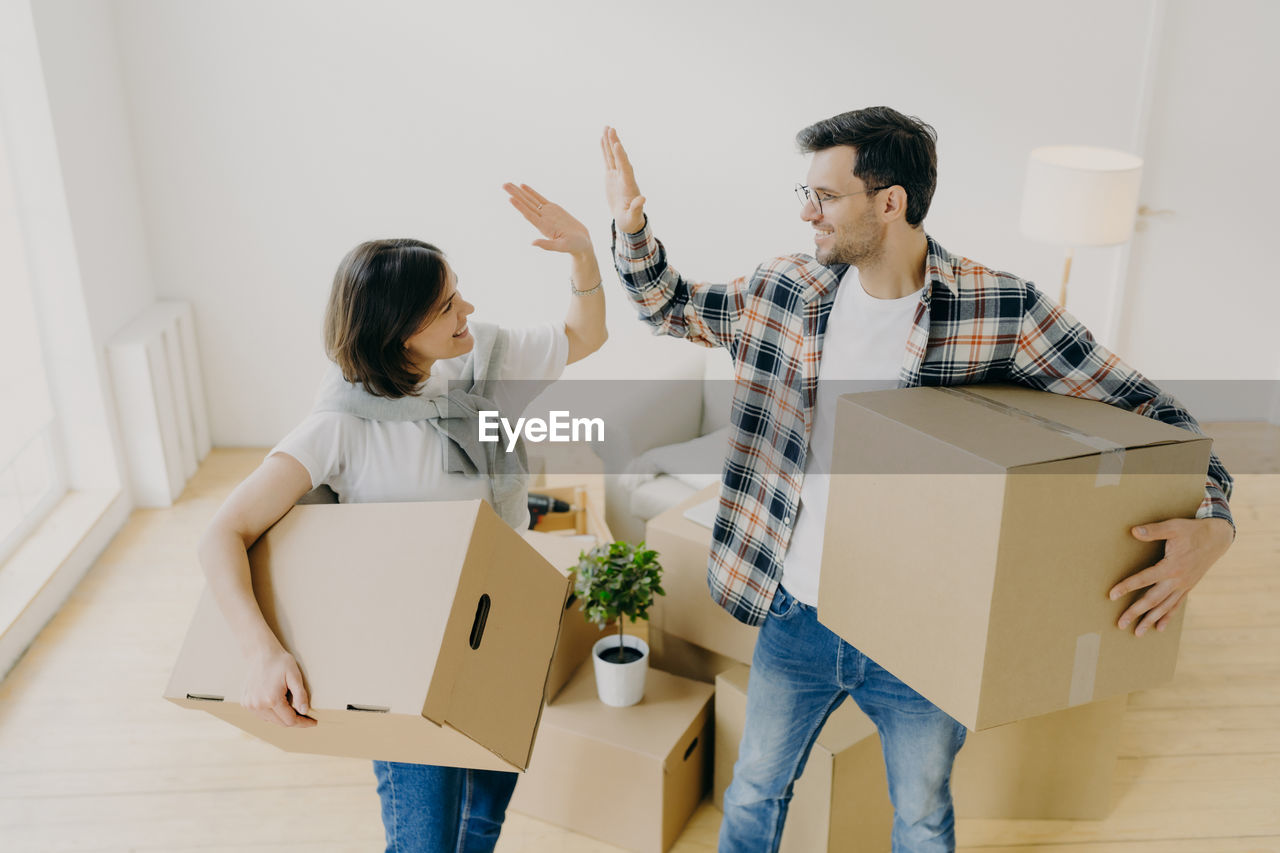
[683,737,699,761]
[346,704,389,713]
[185,693,224,702]
[469,594,491,650]
[564,593,578,610]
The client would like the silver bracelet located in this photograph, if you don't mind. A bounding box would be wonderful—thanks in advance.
[570,278,603,297]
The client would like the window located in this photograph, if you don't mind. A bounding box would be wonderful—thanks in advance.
[0,133,65,565]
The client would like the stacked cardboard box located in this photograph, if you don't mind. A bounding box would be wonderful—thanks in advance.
[645,485,757,682]
[715,663,1127,852]
[510,662,714,853]
[522,530,608,703]
[521,488,616,704]
[715,664,891,851]
[514,483,711,853]
[952,693,1127,819]
[165,499,569,770]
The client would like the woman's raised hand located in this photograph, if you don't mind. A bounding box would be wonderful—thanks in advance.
[601,126,646,234]
[504,183,593,256]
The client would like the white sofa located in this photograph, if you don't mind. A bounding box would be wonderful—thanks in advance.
[599,349,734,544]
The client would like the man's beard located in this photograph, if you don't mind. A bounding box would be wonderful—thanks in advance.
[819,212,885,267]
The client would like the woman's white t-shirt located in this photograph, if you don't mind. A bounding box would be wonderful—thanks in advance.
[270,323,569,526]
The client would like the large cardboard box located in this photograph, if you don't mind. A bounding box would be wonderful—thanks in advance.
[819,384,1210,730]
[714,664,1126,849]
[510,662,713,853]
[952,692,1126,819]
[165,500,569,770]
[646,485,759,673]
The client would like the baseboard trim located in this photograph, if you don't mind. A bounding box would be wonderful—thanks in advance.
[0,489,129,681]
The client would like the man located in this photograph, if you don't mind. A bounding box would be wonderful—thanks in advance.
[601,108,1234,852]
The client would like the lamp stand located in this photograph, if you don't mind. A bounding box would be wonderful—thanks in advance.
[1058,247,1075,307]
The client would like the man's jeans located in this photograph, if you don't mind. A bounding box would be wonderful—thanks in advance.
[371,761,517,853]
[720,585,968,853]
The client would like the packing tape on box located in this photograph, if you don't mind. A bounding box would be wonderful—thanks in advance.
[939,387,1125,487]
[1069,632,1102,706]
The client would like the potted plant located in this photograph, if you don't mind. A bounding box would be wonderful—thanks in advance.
[574,540,664,707]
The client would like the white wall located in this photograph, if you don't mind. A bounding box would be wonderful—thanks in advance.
[1109,0,1280,424]
[1117,0,1279,381]
[97,0,1274,445]
[1,0,159,491]
[30,0,157,351]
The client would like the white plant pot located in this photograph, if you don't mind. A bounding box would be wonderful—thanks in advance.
[591,634,649,707]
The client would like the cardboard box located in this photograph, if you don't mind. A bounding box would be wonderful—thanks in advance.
[522,482,616,702]
[646,485,759,668]
[819,384,1210,730]
[714,665,892,852]
[650,626,743,684]
[714,664,1125,849]
[510,662,713,853]
[165,500,569,770]
[952,692,1126,819]
[521,529,613,703]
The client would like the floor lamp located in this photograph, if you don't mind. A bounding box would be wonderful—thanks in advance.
[1019,145,1144,308]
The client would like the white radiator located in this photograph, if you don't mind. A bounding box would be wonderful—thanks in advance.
[106,301,210,507]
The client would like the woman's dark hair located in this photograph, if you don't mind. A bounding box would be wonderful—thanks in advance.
[796,106,938,227]
[323,238,449,398]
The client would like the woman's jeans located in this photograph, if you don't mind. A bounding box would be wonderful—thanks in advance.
[371,761,518,853]
[719,585,968,853]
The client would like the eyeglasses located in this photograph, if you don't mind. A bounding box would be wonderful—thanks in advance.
[795,183,890,216]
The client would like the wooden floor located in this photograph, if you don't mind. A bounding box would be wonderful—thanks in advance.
[1,426,1278,852]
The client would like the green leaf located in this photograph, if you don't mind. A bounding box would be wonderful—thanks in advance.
[570,539,666,628]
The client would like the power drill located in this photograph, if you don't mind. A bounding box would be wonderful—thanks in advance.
[527,492,576,529]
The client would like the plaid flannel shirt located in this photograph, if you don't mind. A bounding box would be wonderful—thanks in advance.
[614,219,1234,627]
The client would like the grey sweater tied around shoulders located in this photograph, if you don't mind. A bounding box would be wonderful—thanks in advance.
[304,322,529,528]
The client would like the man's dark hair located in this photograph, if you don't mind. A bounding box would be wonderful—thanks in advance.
[796,106,938,227]
[324,238,449,398]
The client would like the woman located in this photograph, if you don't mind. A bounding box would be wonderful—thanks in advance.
[196,182,607,852]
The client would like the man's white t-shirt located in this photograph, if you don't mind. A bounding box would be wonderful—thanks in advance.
[271,323,569,528]
[780,268,921,606]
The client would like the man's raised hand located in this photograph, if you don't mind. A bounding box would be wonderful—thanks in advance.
[602,126,646,234]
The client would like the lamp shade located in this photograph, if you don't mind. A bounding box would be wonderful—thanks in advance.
[1019,146,1143,247]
